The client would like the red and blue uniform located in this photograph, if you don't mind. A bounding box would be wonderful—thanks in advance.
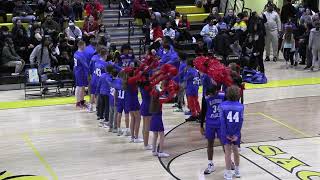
[74,50,89,87]
[126,84,140,112]
[140,87,151,116]
[219,101,244,145]
[184,67,201,117]
[113,78,129,114]
[205,93,225,140]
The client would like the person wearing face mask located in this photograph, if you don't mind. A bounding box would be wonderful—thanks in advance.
[1,38,25,76]
[65,20,83,43]
[200,19,219,49]
[308,20,320,71]
[264,4,281,62]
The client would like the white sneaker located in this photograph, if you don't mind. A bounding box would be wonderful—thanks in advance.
[98,121,104,127]
[123,129,131,137]
[204,163,215,175]
[11,73,20,76]
[144,145,153,150]
[234,169,241,178]
[152,151,158,156]
[117,129,123,136]
[87,104,94,113]
[129,137,134,143]
[134,138,144,143]
[112,128,118,133]
[103,123,109,128]
[192,37,196,43]
[224,171,233,180]
[158,152,170,158]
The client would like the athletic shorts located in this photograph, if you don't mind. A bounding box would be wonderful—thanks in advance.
[205,126,221,141]
[140,100,151,116]
[150,112,164,132]
[117,100,129,114]
[127,96,141,112]
[75,71,88,87]
[221,135,241,146]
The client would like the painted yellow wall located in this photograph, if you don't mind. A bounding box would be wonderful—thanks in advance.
[244,0,283,13]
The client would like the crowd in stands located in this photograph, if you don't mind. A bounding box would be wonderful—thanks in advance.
[0,0,105,76]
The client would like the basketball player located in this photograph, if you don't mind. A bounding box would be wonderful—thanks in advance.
[74,41,89,108]
[200,84,225,175]
[220,86,244,180]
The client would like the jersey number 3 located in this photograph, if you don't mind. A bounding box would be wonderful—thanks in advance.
[227,111,239,123]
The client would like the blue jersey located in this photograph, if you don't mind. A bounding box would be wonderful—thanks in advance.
[89,54,101,75]
[202,74,215,96]
[184,67,200,96]
[219,101,244,138]
[178,61,187,83]
[112,78,127,102]
[96,72,112,95]
[105,61,122,72]
[205,93,225,127]
[74,50,89,75]
[109,85,116,106]
[92,59,107,84]
[119,54,135,67]
[84,45,96,65]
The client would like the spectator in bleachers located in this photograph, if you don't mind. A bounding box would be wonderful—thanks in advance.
[229,38,242,57]
[12,0,36,23]
[177,14,193,42]
[204,7,220,24]
[280,0,297,24]
[202,0,220,13]
[12,20,34,62]
[163,21,175,40]
[223,9,236,28]
[0,3,8,23]
[42,13,61,36]
[62,0,75,22]
[195,39,208,56]
[214,23,232,64]
[30,21,44,46]
[58,35,74,67]
[300,8,313,25]
[65,20,83,43]
[132,0,150,25]
[0,26,11,48]
[96,24,111,48]
[152,0,174,23]
[242,34,259,69]
[264,4,281,62]
[150,22,163,42]
[85,0,104,21]
[264,0,278,12]
[73,0,84,21]
[200,19,219,49]
[83,15,99,43]
[231,13,247,45]
[1,37,25,76]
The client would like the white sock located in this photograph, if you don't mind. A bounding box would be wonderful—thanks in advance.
[208,160,213,165]
[75,87,80,102]
[235,166,239,171]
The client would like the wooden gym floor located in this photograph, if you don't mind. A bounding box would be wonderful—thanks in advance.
[0,63,319,180]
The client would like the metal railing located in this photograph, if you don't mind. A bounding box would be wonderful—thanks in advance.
[127,20,135,45]
[138,38,146,60]
[117,1,125,26]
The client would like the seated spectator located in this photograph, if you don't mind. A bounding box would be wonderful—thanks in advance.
[300,8,313,25]
[150,22,163,42]
[0,3,8,23]
[96,25,111,48]
[204,7,221,23]
[12,0,36,23]
[73,0,84,21]
[12,20,34,62]
[132,0,150,25]
[241,34,259,69]
[177,14,193,42]
[213,23,231,62]
[1,38,25,76]
[83,15,99,43]
[152,0,175,23]
[229,39,242,57]
[65,20,83,42]
[202,0,220,13]
[223,9,237,28]
[42,13,61,37]
[195,39,208,56]
[62,0,75,21]
[200,19,219,49]
[85,0,104,21]
[163,21,175,40]
[30,22,45,47]
[231,13,247,45]
[0,26,11,48]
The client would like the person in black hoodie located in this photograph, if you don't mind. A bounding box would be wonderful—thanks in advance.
[213,22,231,65]
[241,34,259,70]
[280,0,297,24]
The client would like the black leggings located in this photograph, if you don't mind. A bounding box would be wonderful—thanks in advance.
[97,95,110,122]
[284,48,294,65]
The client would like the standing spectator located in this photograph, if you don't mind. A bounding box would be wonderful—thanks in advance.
[264,0,278,12]
[12,20,34,62]
[83,15,99,43]
[162,21,175,40]
[12,0,36,23]
[264,4,281,62]
[65,20,83,42]
[309,21,320,71]
[223,9,237,28]
[85,0,104,21]
[132,0,150,25]
[200,19,219,49]
[73,0,84,21]
[1,38,25,76]
[280,0,297,24]
[300,8,313,25]
[62,0,75,21]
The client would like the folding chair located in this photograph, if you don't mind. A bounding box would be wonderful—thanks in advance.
[56,65,74,96]
[40,67,59,98]
[24,68,42,99]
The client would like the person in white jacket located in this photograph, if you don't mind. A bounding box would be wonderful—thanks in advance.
[309,21,320,71]
[264,4,281,62]
[162,21,175,40]
[65,21,83,42]
[200,19,219,49]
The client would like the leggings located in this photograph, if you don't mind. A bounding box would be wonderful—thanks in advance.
[283,48,294,65]
[97,95,110,122]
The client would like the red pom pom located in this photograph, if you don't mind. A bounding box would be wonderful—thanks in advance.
[160,64,178,77]
[194,56,210,73]
[205,59,233,86]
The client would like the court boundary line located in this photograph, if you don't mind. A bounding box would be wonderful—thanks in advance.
[22,134,58,180]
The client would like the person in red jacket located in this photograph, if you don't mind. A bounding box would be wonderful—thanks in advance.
[177,14,193,42]
[85,0,104,21]
[83,15,99,43]
[150,22,163,42]
[132,0,150,25]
